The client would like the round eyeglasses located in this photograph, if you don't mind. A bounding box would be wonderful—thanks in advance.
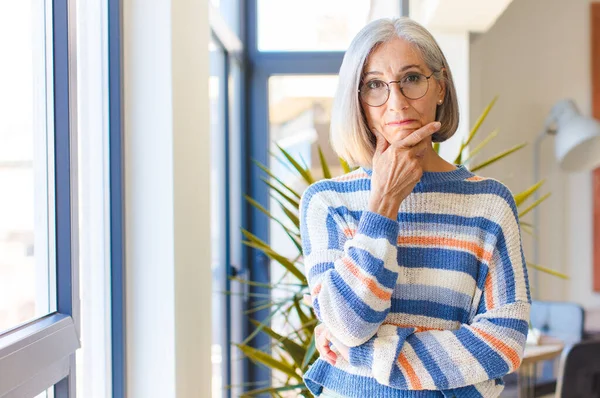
[358,71,437,107]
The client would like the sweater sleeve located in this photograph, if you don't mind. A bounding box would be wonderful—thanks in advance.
[300,182,401,347]
[347,191,531,390]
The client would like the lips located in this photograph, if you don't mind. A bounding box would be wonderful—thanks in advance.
[387,119,417,126]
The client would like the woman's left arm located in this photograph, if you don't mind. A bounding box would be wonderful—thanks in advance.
[342,191,531,390]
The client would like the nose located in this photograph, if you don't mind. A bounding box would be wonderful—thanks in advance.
[387,82,410,111]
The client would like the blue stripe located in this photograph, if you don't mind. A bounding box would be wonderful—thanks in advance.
[393,284,473,310]
[392,299,470,323]
[307,262,333,281]
[445,385,484,398]
[348,247,398,289]
[409,337,450,389]
[414,333,466,387]
[487,317,529,335]
[456,328,509,379]
[326,212,344,251]
[329,272,390,324]
[399,213,502,236]
[398,248,480,279]
[389,362,410,389]
[494,232,517,302]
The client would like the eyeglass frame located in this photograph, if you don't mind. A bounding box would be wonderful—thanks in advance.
[358,71,439,107]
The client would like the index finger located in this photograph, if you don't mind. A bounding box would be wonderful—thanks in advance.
[399,121,441,148]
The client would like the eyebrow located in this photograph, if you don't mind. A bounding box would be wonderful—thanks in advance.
[363,64,424,77]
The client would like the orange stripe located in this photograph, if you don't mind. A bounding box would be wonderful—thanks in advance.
[398,352,423,389]
[311,283,321,296]
[397,236,493,264]
[382,322,444,332]
[466,176,486,182]
[472,327,521,370]
[333,172,368,182]
[341,257,392,301]
[343,228,356,238]
[484,273,495,309]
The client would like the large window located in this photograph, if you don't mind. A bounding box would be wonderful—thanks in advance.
[0,0,80,397]
[0,0,56,337]
[257,0,401,51]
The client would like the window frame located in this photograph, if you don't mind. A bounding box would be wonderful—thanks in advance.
[209,2,245,398]
[108,0,126,397]
[0,0,81,396]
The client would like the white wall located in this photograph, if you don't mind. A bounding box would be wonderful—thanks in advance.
[470,0,600,310]
[431,30,471,162]
[123,0,212,396]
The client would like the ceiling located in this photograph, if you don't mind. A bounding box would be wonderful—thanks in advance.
[409,0,514,33]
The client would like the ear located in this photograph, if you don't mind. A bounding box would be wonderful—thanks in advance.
[437,68,447,102]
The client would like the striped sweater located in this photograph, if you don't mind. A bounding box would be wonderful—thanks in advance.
[299,164,531,397]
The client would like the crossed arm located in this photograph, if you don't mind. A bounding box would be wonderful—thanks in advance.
[300,185,531,390]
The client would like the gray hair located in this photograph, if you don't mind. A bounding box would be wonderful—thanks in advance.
[330,17,460,168]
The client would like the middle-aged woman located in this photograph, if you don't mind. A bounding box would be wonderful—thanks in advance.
[299,17,530,398]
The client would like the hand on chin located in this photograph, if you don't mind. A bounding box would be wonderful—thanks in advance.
[388,126,421,142]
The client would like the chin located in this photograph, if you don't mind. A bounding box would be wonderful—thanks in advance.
[387,126,419,140]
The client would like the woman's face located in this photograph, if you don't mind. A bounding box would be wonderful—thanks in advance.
[360,37,445,144]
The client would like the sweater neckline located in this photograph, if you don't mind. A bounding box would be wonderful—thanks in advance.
[360,164,474,185]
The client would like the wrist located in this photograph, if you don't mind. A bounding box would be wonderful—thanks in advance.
[368,195,401,220]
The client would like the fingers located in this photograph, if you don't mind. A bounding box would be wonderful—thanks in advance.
[315,325,337,365]
[398,121,441,148]
[303,294,313,307]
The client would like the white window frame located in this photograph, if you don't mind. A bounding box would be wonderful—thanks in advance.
[0,0,81,396]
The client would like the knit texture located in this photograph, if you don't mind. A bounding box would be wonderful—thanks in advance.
[299,164,531,398]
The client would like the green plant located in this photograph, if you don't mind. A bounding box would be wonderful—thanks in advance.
[233,97,567,397]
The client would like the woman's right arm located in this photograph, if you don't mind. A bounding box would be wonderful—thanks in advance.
[300,184,401,348]
[301,122,441,347]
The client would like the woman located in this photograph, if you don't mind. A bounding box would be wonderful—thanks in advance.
[299,17,530,397]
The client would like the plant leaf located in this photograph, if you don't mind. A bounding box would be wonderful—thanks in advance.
[469,143,527,172]
[318,146,332,179]
[462,129,498,164]
[513,180,545,207]
[526,262,569,279]
[249,319,307,369]
[235,344,302,382]
[518,193,551,219]
[263,177,300,209]
[277,145,314,184]
[454,96,498,164]
[239,384,306,397]
[245,195,299,235]
[276,199,300,230]
[302,333,318,369]
[243,241,306,283]
[293,297,310,326]
[254,160,301,199]
[339,157,351,174]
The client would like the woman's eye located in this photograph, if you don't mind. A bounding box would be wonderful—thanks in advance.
[403,74,421,84]
[367,80,385,90]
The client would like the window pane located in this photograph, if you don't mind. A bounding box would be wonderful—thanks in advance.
[209,39,227,398]
[267,75,338,392]
[0,1,55,333]
[35,387,55,398]
[258,0,400,51]
[228,59,244,398]
[210,0,240,36]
